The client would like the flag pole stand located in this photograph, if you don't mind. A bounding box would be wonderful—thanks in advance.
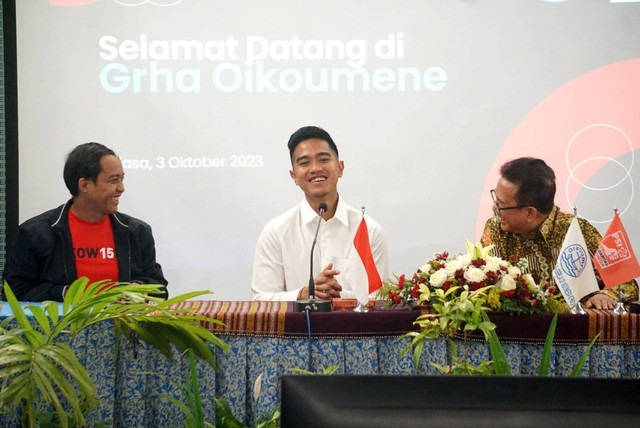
[352,302,368,312]
[612,288,628,315]
[571,302,587,315]
[612,301,628,315]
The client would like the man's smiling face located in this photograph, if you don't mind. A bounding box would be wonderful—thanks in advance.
[289,138,343,206]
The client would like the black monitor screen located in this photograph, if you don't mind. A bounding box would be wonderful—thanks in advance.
[280,375,640,428]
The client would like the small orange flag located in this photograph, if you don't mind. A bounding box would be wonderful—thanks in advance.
[592,212,640,288]
[353,217,382,294]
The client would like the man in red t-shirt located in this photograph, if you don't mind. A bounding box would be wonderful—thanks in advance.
[3,143,168,301]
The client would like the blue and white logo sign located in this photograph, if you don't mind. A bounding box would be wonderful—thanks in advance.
[558,244,588,278]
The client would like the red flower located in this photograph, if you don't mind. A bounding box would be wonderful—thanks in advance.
[471,259,486,268]
[469,281,484,291]
[411,284,420,298]
[398,274,406,290]
[389,291,402,304]
[502,289,516,299]
[485,271,498,285]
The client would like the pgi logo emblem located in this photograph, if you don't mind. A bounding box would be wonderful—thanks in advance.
[558,244,588,278]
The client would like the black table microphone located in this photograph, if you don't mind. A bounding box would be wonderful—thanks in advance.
[294,202,332,312]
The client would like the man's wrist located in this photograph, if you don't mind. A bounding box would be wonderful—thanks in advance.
[598,288,617,300]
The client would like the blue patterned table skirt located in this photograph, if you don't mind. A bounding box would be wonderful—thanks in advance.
[3,320,639,427]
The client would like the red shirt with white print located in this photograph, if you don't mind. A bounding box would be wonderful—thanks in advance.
[68,209,119,284]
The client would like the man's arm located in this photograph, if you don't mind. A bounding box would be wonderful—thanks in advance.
[251,226,300,301]
[2,227,66,302]
[129,222,168,298]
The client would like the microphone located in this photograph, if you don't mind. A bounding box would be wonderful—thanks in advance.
[308,202,327,300]
[294,202,332,312]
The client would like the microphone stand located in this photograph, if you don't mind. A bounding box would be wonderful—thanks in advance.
[294,203,332,312]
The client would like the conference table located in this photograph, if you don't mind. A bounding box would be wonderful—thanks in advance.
[1,300,640,427]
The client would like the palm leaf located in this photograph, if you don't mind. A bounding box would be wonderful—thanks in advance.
[31,363,71,427]
[0,329,28,346]
[3,285,45,346]
[0,372,33,403]
[1,341,96,426]
[1,279,228,426]
[0,356,32,381]
[25,305,54,335]
[123,321,175,358]
[39,343,96,398]
[43,300,60,325]
[33,355,93,420]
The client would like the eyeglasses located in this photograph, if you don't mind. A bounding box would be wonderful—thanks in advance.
[490,189,527,212]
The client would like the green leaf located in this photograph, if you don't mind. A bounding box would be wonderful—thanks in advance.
[31,363,72,427]
[484,317,511,375]
[538,314,558,376]
[24,304,53,335]
[256,406,281,428]
[412,339,425,367]
[215,397,247,428]
[43,300,60,325]
[431,362,452,374]
[159,392,194,420]
[1,280,228,426]
[187,351,206,426]
[570,332,600,377]
[2,285,45,346]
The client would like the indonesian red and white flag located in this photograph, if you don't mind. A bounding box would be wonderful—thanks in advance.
[353,216,382,304]
[552,216,599,307]
[592,212,640,288]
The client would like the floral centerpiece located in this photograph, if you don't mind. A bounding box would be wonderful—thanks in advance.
[378,240,568,315]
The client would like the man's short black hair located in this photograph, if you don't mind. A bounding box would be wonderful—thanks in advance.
[287,126,339,162]
[500,157,556,215]
[63,142,117,196]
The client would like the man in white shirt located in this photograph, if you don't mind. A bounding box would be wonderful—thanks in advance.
[251,126,389,301]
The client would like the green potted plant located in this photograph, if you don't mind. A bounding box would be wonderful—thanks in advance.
[0,278,229,427]
[403,283,599,376]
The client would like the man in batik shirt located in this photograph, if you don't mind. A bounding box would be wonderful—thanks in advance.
[481,157,638,310]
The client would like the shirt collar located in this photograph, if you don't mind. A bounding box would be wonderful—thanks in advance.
[300,195,349,227]
[537,205,559,241]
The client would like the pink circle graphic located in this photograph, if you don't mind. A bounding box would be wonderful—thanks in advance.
[476,58,640,238]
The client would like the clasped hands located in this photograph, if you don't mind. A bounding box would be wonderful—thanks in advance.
[297,262,342,300]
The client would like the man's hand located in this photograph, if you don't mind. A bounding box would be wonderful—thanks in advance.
[584,293,616,310]
[297,262,342,300]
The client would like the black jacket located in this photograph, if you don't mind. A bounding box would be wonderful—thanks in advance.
[2,200,168,301]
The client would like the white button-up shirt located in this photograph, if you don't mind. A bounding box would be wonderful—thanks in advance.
[251,197,389,301]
